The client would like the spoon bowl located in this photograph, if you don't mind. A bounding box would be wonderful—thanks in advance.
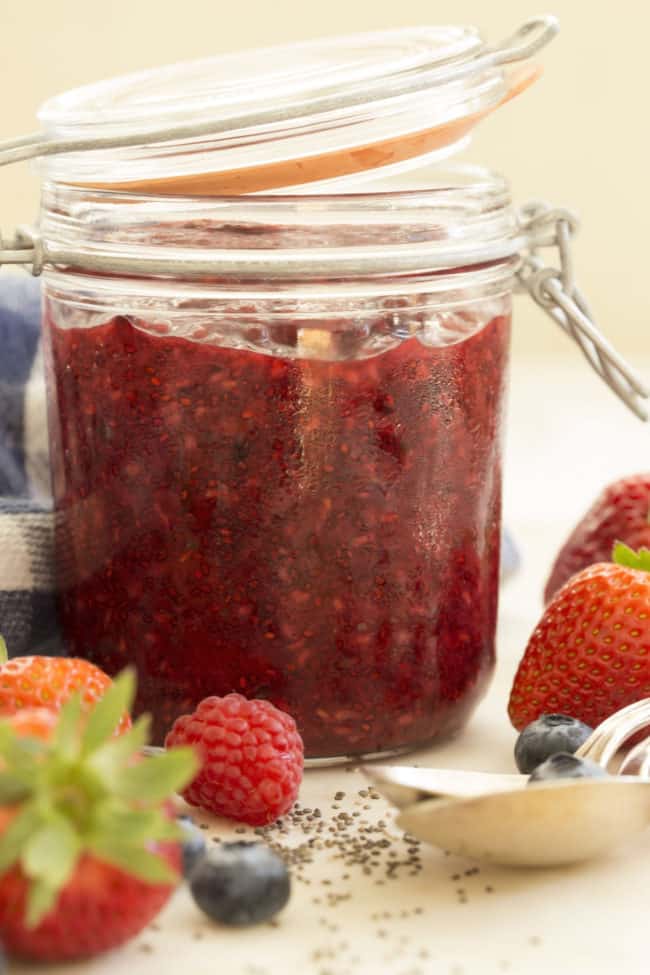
[396,777,650,867]
[361,700,650,867]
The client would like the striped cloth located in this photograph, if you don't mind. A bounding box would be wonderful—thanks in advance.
[0,275,519,660]
[0,277,60,656]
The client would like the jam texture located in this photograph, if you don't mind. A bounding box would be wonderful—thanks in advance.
[44,307,510,757]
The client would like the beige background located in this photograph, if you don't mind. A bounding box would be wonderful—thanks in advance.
[4,11,650,975]
[0,0,647,364]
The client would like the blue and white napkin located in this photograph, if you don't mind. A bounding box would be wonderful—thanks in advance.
[0,276,60,656]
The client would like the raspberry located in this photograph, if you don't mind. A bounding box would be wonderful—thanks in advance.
[165,694,304,826]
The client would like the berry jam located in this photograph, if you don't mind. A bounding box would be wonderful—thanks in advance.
[44,309,510,757]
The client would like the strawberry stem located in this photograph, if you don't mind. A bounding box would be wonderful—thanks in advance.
[0,670,198,928]
[612,541,650,572]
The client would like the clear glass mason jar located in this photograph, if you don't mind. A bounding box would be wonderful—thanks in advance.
[40,169,516,757]
[2,18,643,760]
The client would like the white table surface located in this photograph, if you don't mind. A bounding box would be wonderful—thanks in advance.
[12,355,650,975]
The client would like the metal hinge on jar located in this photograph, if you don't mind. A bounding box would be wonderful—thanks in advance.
[517,202,649,420]
[0,226,42,276]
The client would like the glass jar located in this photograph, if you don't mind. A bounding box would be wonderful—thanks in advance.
[40,170,515,757]
[1,18,645,760]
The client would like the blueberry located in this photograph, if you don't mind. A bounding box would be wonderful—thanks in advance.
[177,815,206,877]
[189,841,290,926]
[528,752,609,783]
[514,714,593,774]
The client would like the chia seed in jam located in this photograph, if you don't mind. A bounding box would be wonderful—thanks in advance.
[44,305,510,757]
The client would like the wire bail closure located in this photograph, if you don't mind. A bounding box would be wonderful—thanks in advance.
[517,202,649,420]
[0,226,42,276]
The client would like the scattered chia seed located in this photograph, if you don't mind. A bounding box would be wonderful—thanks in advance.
[182,782,497,971]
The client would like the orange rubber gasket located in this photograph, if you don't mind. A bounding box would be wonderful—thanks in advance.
[80,65,540,197]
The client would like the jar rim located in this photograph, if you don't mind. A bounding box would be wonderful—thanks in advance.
[39,164,521,282]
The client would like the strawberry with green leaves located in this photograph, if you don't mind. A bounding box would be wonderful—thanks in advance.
[509,544,650,731]
[0,669,197,962]
[0,636,130,733]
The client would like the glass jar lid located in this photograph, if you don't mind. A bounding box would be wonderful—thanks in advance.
[36,17,557,195]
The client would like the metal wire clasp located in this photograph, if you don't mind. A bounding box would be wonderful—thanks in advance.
[517,202,649,420]
[0,226,42,276]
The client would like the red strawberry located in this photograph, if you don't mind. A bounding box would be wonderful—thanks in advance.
[0,637,131,734]
[545,473,650,603]
[0,849,180,962]
[0,671,197,961]
[509,544,650,731]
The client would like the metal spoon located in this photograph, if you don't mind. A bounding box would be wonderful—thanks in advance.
[361,699,650,866]
[394,777,650,867]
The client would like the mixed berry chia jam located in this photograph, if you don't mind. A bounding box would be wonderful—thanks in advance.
[44,303,510,756]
